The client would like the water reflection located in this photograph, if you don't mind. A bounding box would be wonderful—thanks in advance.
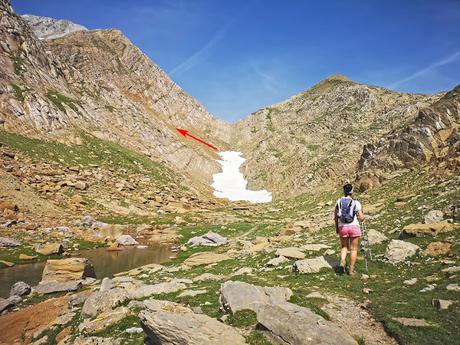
[0,244,172,298]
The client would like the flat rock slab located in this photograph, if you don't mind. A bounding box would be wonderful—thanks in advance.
[127,280,186,299]
[188,231,228,247]
[0,237,21,247]
[401,221,457,238]
[81,288,129,318]
[79,307,130,334]
[293,256,333,273]
[42,258,96,282]
[423,241,451,256]
[140,310,247,345]
[267,255,290,267]
[384,240,420,264]
[257,302,358,345]
[35,280,82,294]
[275,247,305,259]
[183,252,231,267]
[392,317,430,327]
[220,280,292,313]
[35,243,64,255]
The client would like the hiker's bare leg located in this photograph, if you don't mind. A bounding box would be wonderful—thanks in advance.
[349,237,360,273]
[340,237,349,267]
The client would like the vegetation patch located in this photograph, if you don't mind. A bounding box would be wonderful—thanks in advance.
[46,90,81,114]
[225,309,258,327]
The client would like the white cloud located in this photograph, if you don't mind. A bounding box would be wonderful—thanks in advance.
[169,24,229,76]
[388,50,460,89]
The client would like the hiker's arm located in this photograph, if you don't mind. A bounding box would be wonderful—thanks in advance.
[357,209,365,222]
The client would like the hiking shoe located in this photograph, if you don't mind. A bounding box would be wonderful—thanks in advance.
[337,265,346,275]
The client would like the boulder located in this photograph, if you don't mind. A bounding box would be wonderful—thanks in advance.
[183,252,230,267]
[19,253,36,260]
[424,210,444,224]
[126,280,187,299]
[10,281,31,297]
[81,288,129,318]
[35,280,82,294]
[116,234,138,246]
[432,299,454,310]
[79,307,130,334]
[266,255,290,267]
[220,281,292,313]
[35,243,64,256]
[446,284,460,292]
[392,317,430,327]
[257,302,358,345]
[140,309,246,345]
[187,231,227,247]
[42,258,96,282]
[0,297,15,313]
[423,241,451,256]
[0,237,21,247]
[292,256,333,273]
[384,240,420,264]
[275,247,305,259]
[401,221,457,238]
[366,229,387,245]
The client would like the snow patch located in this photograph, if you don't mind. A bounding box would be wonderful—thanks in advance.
[212,151,272,203]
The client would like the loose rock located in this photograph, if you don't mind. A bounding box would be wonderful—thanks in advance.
[292,256,333,273]
[187,231,227,247]
[220,280,292,313]
[140,309,246,345]
[384,240,420,264]
[10,281,31,297]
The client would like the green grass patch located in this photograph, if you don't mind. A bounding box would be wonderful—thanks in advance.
[45,90,81,114]
[226,309,258,327]
[12,84,25,101]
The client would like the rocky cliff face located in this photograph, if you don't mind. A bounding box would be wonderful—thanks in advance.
[356,84,460,190]
[0,0,231,190]
[21,14,87,40]
[234,75,440,197]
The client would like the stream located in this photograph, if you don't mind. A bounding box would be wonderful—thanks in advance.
[0,244,172,298]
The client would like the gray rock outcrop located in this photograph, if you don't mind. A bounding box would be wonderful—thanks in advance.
[384,240,420,264]
[21,14,87,40]
[220,281,292,313]
[9,281,31,297]
[187,231,227,246]
[257,302,358,345]
[140,309,247,345]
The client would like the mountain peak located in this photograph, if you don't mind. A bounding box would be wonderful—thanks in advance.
[323,74,351,82]
[21,14,87,40]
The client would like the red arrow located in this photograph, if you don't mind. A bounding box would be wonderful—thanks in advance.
[176,128,219,151]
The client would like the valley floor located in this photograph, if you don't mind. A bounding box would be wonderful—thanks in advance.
[0,132,459,345]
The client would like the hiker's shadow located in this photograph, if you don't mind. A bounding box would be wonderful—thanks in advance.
[324,255,341,274]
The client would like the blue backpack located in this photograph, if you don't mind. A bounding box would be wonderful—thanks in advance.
[337,198,356,223]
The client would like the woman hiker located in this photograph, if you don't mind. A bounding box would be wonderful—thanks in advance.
[334,183,365,275]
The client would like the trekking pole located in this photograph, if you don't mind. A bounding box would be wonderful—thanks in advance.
[360,221,370,274]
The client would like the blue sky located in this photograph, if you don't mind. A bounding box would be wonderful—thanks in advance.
[14,0,460,122]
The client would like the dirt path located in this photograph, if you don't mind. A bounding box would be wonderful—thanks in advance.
[322,294,398,345]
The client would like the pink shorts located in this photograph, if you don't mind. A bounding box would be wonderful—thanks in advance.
[338,225,361,238]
